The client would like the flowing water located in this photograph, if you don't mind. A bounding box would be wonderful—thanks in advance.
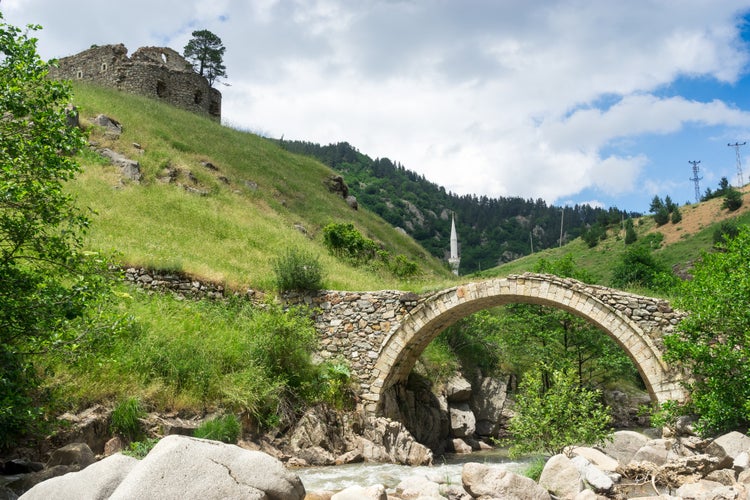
[295,449,532,494]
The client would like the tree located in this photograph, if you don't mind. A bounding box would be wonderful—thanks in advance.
[183,29,227,86]
[611,244,674,290]
[0,15,111,446]
[664,226,750,435]
[722,187,743,212]
[508,368,612,457]
[649,195,664,213]
[624,218,637,244]
[671,205,682,224]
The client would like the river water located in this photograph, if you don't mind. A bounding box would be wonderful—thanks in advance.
[295,449,532,493]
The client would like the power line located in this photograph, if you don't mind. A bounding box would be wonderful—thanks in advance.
[728,142,746,187]
[688,160,702,203]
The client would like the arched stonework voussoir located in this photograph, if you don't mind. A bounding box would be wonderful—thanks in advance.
[367,273,687,415]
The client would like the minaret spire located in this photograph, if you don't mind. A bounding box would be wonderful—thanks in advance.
[448,214,460,275]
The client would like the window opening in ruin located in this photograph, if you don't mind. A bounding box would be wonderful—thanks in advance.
[101,63,107,71]
[156,81,167,98]
[161,53,167,64]
[194,90,203,105]
[76,70,83,79]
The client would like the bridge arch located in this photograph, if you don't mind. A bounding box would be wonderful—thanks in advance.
[368,274,686,414]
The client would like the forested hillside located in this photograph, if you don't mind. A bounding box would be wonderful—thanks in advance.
[276,140,637,274]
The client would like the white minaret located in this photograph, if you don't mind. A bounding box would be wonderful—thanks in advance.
[448,215,460,275]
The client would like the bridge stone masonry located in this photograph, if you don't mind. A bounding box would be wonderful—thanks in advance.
[286,273,689,415]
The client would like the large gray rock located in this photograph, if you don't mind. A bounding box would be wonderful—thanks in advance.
[462,462,550,500]
[705,431,750,469]
[470,376,509,437]
[395,475,442,499]
[599,430,649,464]
[449,403,476,438]
[446,375,472,403]
[675,480,747,500]
[632,438,672,466]
[46,443,95,469]
[570,456,614,494]
[108,435,305,500]
[19,453,137,500]
[97,148,142,182]
[360,418,433,466]
[539,454,584,499]
[571,447,619,472]
[331,484,386,500]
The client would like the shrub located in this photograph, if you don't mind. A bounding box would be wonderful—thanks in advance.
[122,437,159,459]
[713,220,739,247]
[111,397,145,440]
[722,188,743,212]
[272,247,324,291]
[671,206,682,224]
[194,414,241,443]
[389,254,419,278]
[653,206,670,226]
[508,369,612,457]
[322,222,378,263]
[624,219,637,245]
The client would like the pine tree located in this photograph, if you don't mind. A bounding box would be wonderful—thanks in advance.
[183,29,227,86]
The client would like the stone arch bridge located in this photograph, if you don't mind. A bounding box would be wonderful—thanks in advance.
[288,273,689,415]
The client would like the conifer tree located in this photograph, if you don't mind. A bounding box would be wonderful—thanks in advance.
[183,29,227,86]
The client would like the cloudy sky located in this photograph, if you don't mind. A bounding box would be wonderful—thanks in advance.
[4,0,750,212]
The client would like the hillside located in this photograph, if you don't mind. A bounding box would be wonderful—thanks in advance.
[67,84,454,291]
[478,185,750,286]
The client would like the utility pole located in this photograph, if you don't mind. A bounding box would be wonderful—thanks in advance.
[688,160,702,203]
[728,142,746,187]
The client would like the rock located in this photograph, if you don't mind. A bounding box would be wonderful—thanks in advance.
[104,436,125,456]
[395,475,442,498]
[289,406,348,458]
[539,454,584,499]
[631,438,671,466]
[330,484,386,500]
[345,195,358,210]
[675,479,741,499]
[571,447,619,472]
[9,465,77,497]
[65,104,79,128]
[705,431,750,469]
[46,443,95,469]
[380,380,449,453]
[462,462,551,500]
[705,468,737,486]
[446,375,472,403]
[97,148,142,182]
[108,435,305,499]
[18,453,137,500]
[739,469,750,485]
[1,460,43,475]
[92,114,122,135]
[48,405,112,455]
[734,451,750,474]
[294,446,335,466]
[441,484,473,500]
[334,450,363,465]
[361,417,433,466]
[570,455,614,494]
[600,430,649,465]
[470,376,508,437]
[449,403,476,438]
[451,438,472,454]
[323,175,348,198]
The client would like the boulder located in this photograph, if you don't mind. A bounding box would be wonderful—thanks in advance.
[675,479,743,499]
[360,417,433,465]
[19,453,137,500]
[451,438,472,454]
[97,148,142,182]
[599,430,649,465]
[380,381,449,453]
[705,431,750,469]
[47,406,112,455]
[92,114,122,135]
[449,403,476,438]
[539,454,584,499]
[462,462,551,500]
[570,455,614,494]
[345,195,358,210]
[571,447,619,472]
[734,451,750,475]
[446,375,472,403]
[108,435,305,499]
[470,376,509,437]
[330,484,386,500]
[395,475,442,499]
[46,443,95,469]
[631,438,672,466]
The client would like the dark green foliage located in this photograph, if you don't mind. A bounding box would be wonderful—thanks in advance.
[624,218,637,244]
[322,222,378,263]
[508,369,613,457]
[0,16,114,447]
[272,247,324,291]
[183,29,227,86]
[122,438,160,459]
[194,414,241,443]
[582,224,606,248]
[664,226,750,434]
[702,177,735,203]
[110,397,145,440]
[611,244,675,291]
[713,220,739,246]
[277,140,637,273]
[722,188,743,212]
[671,206,682,224]
[649,196,665,213]
[653,206,670,226]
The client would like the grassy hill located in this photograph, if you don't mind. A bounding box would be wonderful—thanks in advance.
[475,185,750,288]
[68,83,454,292]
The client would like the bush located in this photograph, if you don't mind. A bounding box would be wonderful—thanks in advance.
[194,414,241,443]
[272,247,324,291]
[653,206,670,226]
[722,188,743,212]
[322,222,378,263]
[508,369,612,457]
[671,206,682,224]
[611,245,674,291]
[713,220,739,247]
[111,397,145,440]
[122,437,159,459]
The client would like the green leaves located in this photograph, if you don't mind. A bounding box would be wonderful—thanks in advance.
[183,29,227,87]
[664,225,750,434]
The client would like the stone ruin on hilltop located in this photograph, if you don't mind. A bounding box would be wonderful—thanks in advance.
[49,44,221,120]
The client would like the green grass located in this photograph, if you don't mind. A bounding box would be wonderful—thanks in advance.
[68,83,454,292]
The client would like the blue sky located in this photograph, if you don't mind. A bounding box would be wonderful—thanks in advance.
[4,0,750,214]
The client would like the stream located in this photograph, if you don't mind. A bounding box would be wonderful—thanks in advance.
[294,448,533,493]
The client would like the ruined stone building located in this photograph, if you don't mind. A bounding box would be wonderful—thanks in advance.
[49,44,221,120]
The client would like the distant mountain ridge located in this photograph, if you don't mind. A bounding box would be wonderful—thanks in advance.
[276,140,637,274]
